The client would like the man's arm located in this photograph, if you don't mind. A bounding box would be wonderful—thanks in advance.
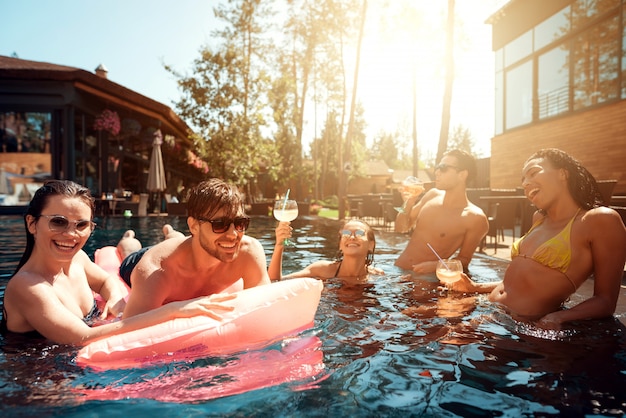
[394,196,418,233]
[122,256,170,318]
[395,191,435,233]
[455,211,490,272]
[241,237,272,288]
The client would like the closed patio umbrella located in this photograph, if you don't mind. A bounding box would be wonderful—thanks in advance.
[147,129,167,212]
[0,167,9,195]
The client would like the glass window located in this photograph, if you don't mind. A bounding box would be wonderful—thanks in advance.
[504,30,533,67]
[1,112,51,154]
[0,111,52,203]
[495,48,504,72]
[74,111,100,193]
[538,44,570,118]
[505,60,533,130]
[622,5,626,99]
[495,71,503,135]
[534,6,570,51]
[572,15,620,110]
[572,0,620,31]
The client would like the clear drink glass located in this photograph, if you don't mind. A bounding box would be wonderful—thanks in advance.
[435,259,463,286]
[396,176,425,213]
[274,199,298,246]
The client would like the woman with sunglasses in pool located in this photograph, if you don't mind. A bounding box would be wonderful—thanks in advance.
[121,178,271,318]
[1,180,235,344]
[449,149,626,328]
[269,219,383,280]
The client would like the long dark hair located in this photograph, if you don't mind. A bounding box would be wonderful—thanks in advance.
[526,148,602,210]
[13,180,94,275]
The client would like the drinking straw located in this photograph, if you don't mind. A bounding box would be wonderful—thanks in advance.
[282,189,290,211]
[426,243,450,270]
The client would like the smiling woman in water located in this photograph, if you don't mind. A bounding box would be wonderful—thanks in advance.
[269,218,384,280]
[1,180,235,345]
[449,149,626,328]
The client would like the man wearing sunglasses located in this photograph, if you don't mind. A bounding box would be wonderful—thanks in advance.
[122,178,271,318]
[394,149,489,275]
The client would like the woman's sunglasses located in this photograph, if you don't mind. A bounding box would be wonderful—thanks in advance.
[340,229,366,239]
[196,216,250,233]
[39,215,95,234]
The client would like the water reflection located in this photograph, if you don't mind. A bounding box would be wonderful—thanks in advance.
[0,215,625,416]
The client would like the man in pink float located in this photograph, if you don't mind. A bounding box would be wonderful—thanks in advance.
[120,178,271,319]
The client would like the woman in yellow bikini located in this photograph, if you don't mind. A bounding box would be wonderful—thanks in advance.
[450,148,626,328]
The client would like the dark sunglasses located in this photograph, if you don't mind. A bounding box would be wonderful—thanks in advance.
[196,216,250,233]
[39,214,95,234]
[340,229,366,239]
[435,163,460,173]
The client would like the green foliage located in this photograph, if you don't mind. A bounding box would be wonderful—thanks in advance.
[447,124,478,157]
[165,0,391,199]
[165,1,278,187]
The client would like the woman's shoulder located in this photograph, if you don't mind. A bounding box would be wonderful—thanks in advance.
[580,206,626,236]
[307,260,339,277]
[582,206,624,223]
[5,268,49,299]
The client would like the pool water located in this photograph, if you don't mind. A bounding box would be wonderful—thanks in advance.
[1,214,626,417]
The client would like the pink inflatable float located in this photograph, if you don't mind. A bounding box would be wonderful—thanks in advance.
[76,336,327,402]
[78,246,323,371]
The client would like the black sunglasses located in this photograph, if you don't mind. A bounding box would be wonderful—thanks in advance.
[196,216,250,233]
[435,163,460,173]
[39,214,95,234]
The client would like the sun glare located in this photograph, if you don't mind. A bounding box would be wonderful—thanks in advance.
[344,0,499,158]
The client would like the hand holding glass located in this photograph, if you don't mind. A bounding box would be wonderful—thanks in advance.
[396,176,424,213]
[274,200,298,246]
[435,259,463,286]
[401,176,424,200]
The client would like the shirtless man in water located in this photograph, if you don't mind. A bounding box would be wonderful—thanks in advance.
[395,149,489,274]
[121,178,271,319]
[449,149,626,328]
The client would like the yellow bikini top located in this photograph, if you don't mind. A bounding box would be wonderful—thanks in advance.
[511,209,580,275]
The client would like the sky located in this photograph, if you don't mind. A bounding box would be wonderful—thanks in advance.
[2,0,507,160]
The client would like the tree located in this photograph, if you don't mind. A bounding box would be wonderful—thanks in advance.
[274,0,361,200]
[338,0,367,219]
[447,124,477,156]
[436,0,456,163]
[370,131,401,169]
[166,0,278,190]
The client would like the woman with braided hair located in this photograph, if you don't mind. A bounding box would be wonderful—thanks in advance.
[450,148,626,328]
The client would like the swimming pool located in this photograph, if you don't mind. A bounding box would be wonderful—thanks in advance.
[1,214,626,417]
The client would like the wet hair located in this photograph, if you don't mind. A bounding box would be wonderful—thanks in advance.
[526,148,602,210]
[186,178,245,221]
[14,180,95,275]
[444,149,477,183]
[335,219,376,266]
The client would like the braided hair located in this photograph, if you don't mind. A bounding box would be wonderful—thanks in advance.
[526,148,602,210]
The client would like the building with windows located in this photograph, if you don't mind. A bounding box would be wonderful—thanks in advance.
[488,0,626,195]
[0,55,208,210]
